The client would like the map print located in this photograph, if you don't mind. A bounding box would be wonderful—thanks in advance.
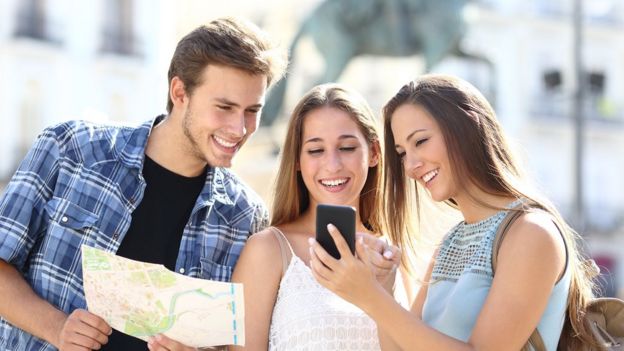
[81,245,245,347]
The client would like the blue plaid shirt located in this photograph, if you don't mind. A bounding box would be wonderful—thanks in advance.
[0,117,268,350]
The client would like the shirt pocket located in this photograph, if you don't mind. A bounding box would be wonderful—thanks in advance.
[45,197,98,228]
[44,197,99,239]
[199,257,233,282]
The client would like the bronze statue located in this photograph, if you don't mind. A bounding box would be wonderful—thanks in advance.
[262,0,488,127]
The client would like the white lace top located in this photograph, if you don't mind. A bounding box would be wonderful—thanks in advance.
[267,228,381,351]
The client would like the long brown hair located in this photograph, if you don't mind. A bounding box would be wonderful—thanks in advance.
[382,74,596,348]
[271,83,384,234]
[166,17,287,113]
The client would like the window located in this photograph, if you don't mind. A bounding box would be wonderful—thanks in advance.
[14,0,50,41]
[101,0,140,56]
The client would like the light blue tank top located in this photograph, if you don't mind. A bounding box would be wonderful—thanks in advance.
[422,202,570,350]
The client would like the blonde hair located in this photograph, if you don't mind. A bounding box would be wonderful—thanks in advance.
[382,74,596,347]
[271,84,384,234]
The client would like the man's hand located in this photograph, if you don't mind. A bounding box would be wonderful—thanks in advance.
[56,309,111,350]
[357,233,401,290]
[148,334,198,351]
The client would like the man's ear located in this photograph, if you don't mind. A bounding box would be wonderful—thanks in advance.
[170,76,187,108]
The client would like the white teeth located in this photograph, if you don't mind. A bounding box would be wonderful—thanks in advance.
[422,169,439,183]
[321,178,348,187]
[214,135,237,148]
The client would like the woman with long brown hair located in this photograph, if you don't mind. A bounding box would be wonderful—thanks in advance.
[230,83,400,350]
[310,74,596,350]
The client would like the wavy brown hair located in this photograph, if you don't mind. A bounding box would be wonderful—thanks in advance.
[271,84,384,234]
[382,74,596,349]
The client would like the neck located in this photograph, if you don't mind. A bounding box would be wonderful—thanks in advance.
[453,189,517,224]
[145,113,207,177]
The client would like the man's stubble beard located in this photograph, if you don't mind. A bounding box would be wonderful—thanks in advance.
[182,108,208,164]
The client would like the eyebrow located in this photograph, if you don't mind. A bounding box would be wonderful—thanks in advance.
[303,134,359,145]
[395,128,427,148]
[215,98,263,109]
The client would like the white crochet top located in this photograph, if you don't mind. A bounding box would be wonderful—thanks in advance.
[267,227,381,351]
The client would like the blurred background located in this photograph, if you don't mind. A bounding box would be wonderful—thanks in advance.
[0,0,622,298]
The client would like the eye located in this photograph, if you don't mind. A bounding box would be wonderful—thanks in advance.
[246,108,260,115]
[415,138,429,147]
[217,105,232,111]
[339,146,357,152]
[307,149,323,155]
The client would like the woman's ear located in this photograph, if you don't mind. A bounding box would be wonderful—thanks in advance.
[369,141,381,167]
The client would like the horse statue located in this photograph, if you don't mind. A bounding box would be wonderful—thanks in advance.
[262,0,489,127]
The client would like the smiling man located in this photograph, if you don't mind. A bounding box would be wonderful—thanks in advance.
[0,17,287,351]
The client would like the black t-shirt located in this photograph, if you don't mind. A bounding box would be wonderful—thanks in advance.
[101,155,206,350]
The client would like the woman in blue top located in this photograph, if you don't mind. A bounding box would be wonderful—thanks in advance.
[309,74,596,350]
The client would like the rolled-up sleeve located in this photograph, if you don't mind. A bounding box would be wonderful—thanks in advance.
[0,128,60,269]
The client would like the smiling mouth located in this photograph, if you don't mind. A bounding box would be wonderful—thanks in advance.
[320,178,349,188]
[213,135,239,149]
[421,169,439,185]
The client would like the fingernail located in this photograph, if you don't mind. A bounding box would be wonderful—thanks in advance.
[327,223,335,231]
[383,251,393,259]
[309,247,314,256]
[308,237,315,245]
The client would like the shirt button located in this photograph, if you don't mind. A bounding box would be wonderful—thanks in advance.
[61,216,68,223]
[112,232,120,240]
[179,268,185,274]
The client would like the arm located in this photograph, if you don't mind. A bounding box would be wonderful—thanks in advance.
[228,229,284,351]
[310,216,565,351]
[410,251,437,318]
[0,260,111,350]
[0,127,111,350]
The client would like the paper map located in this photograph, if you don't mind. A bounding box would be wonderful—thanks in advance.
[81,245,244,347]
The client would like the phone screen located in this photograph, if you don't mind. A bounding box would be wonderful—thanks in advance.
[315,204,356,259]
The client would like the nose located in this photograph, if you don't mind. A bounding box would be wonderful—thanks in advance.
[228,111,247,138]
[325,150,343,173]
[403,153,423,179]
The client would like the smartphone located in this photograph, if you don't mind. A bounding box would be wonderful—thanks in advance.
[315,204,356,259]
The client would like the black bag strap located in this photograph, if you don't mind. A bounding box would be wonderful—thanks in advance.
[492,203,547,351]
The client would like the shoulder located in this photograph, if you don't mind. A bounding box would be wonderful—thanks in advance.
[234,228,283,275]
[505,210,564,249]
[45,119,134,142]
[42,120,138,158]
[498,210,566,272]
[241,228,282,257]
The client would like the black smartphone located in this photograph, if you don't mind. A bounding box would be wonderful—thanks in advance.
[315,204,356,259]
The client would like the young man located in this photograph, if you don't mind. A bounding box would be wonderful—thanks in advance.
[0,17,287,351]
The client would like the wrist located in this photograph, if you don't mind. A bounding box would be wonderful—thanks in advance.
[45,309,68,348]
[360,282,391,317]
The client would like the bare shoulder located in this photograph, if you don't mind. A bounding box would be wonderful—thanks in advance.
[500,210,566,273]
[239,228,283,262]
[506,210,564,250]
